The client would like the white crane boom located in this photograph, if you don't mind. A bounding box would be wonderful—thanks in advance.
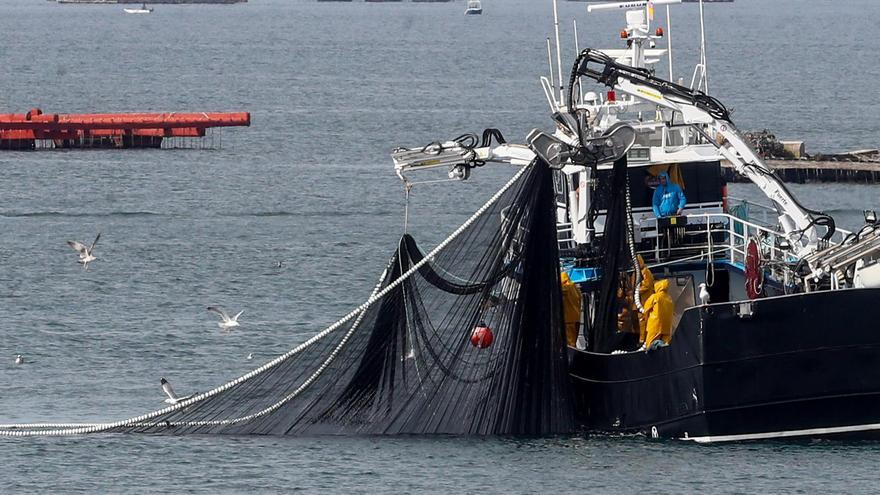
[574,50,825,255]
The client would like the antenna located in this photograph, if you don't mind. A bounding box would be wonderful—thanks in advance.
[547,38,553,93]
[552,0,565,105]
[666,4,674,80]
[698,0,709,93]
[574,20,582,105]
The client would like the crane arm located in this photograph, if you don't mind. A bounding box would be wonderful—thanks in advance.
[573,49,832,254]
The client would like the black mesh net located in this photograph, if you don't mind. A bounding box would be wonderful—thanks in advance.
[591,157,637,354]
[20,161,573,437]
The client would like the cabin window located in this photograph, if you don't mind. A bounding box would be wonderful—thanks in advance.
[593,161,725,210]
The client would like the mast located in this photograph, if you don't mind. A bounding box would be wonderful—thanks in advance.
[552,0,565,105]
[546,37,556,102]
[698,0,709,93]
[666,4,674,80]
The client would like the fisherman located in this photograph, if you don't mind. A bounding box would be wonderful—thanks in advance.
[560,272,582,347]
[652,171,687,218]
[642,279,674,351]
[635,255,655,345]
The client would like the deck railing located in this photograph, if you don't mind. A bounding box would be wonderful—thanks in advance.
[635,213,789,269]
[557,193,851,267]
[557,208,852,285]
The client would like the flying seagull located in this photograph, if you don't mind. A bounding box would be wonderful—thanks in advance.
[67,233,101,270]
[699,283,711,306]
[207,306,244,332]
[160,377,194,405]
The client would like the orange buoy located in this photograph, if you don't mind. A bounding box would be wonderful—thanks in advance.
[470,323,494,348]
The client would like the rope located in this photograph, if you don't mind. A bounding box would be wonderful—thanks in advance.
[706,220,716,287]
[141,259,393,429]
[624,167,644,313]
[0,163,534,437]
[403,181,412,234]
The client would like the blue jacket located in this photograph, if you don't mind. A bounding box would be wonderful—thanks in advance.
[652,172,687,217]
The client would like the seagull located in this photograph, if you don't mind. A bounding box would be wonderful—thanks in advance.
[699,283,711,306]
[160,377,194,405]
[275,260,284,268]
[207,306,244,332]
[67,233,101,270]
[14,354,24,365]
[246,352,254,360]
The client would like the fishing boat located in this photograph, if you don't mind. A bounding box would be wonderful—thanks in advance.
[123,3,153,13]
[465,0,482,15]
[4,0,880,443]
[391,0,880,442]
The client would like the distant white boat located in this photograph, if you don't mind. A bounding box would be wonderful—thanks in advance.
[123,3,153,14]
[465,0,481,15]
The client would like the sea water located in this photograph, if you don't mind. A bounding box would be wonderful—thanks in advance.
[1,0,879,492]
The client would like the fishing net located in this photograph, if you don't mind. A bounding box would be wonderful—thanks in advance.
[592,157,639,353]
[1,161,574,437]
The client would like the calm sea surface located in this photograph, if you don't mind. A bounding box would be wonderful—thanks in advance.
[1,0,879,492]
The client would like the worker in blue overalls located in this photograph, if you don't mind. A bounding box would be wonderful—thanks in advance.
[652,171,687,217]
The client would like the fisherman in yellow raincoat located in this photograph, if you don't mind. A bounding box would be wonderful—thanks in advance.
[643,278,674,350]
[636,255,655,344]
[560,272,582,347]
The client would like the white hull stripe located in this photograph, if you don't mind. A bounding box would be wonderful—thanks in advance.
[682,422,880,443]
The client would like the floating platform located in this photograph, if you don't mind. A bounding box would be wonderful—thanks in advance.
[0,109,250,150]
[723,160,880,184]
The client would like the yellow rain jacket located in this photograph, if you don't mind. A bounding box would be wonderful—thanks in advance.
[560,272,582,346]
[644,279,674,347]
[637,260,655,343]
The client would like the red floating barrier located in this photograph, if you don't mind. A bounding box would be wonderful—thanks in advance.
[0,108,249,150]
[0,111,250,130]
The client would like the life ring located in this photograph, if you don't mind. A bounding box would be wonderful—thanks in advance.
[745,238,763,299]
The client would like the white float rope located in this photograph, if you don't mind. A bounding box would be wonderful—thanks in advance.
[0,162,533,437]
[624,169,645,312]
[2,269,388,434]
[143,257,394,429]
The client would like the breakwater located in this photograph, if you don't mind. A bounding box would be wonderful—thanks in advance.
[723,160,880,184]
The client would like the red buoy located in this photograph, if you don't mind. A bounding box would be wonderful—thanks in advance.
[470,323,494,348]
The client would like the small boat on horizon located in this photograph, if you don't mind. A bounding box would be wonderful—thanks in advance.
[123,2,153,13]
[465,0,482,15]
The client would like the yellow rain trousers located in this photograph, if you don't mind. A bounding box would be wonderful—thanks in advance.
[637,259,655,343]
[560,272,582,347]
[643,279,674,347]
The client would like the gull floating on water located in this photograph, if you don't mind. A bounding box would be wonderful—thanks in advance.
[161,377,194,405]
[67,232,101,270]
[207,306,244,332]
[246,352,254,360]
[14,354,24,365]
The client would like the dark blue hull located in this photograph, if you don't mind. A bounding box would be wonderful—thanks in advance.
[568,288,880,442]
